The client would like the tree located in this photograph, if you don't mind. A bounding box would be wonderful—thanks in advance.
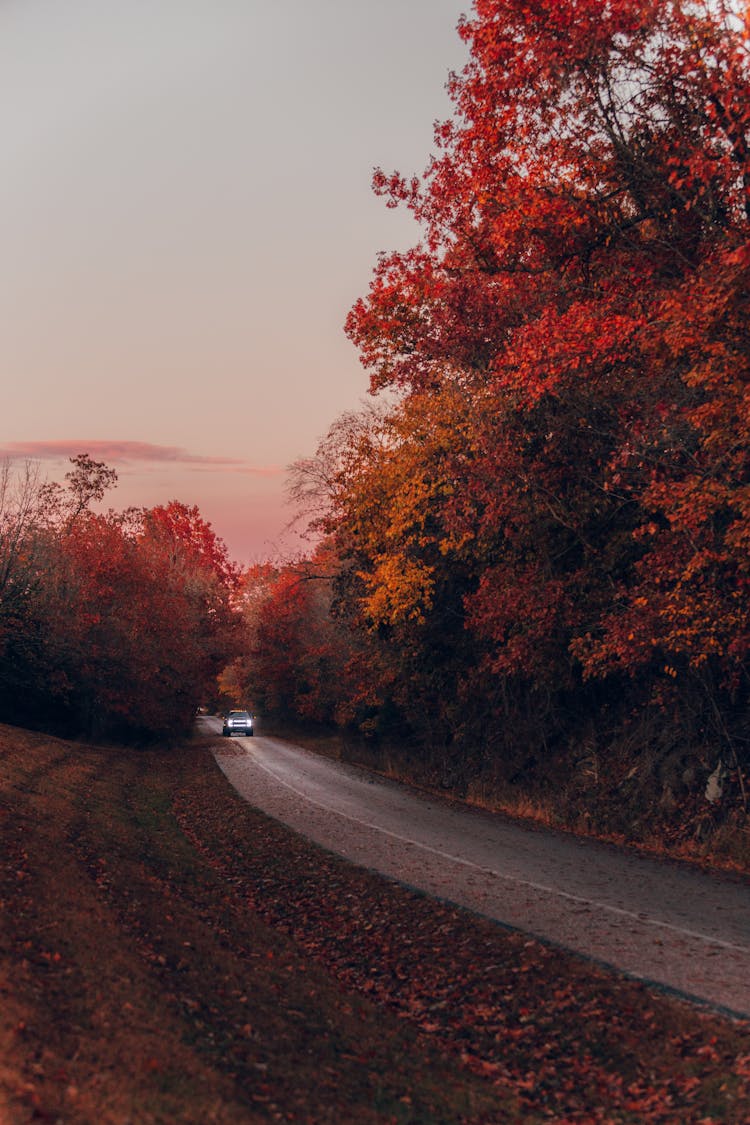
[62,453,119,526]
[303,0,750,782]
[141,501,240,589]
[0,457,245,740]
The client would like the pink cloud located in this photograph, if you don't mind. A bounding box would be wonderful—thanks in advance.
[0,440,282,476]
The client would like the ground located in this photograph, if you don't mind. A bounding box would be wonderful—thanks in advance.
[1,721,749,1123]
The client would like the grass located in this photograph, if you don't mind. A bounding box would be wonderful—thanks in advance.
[1,721,749,1123]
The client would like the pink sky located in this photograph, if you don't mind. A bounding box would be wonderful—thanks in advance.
[1,0,469,563]
[0,438,293,562]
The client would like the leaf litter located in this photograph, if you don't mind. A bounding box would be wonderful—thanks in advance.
[1,722,749,1123]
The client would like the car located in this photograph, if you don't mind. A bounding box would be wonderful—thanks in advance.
[222,710,254,737]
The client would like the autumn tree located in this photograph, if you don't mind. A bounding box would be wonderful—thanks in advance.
[62,453,119,525]
[0,460,49,624]
[289,0,750,789]
[0,461,58,718]
[223,546,392,735]
[0,459,244,740]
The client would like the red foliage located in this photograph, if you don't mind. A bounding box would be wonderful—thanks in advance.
[339,0,750,703]
[0,460,243,738]
[142,501,240,589]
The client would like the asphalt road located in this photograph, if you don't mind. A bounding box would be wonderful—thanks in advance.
[203,718,750,1018]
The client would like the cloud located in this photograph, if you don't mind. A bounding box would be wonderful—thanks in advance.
[0,440,282,476]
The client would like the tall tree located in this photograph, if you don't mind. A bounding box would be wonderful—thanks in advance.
[325,0,750,767]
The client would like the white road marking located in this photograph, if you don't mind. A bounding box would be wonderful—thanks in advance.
[220,743,750,957]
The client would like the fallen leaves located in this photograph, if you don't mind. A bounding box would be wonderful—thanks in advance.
[2,722,749,1123]
[175,745,750,1123]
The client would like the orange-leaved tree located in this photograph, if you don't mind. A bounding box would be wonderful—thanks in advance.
[328,0,750,774]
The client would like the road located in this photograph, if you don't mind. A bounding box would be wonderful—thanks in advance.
[202,718,750,1018]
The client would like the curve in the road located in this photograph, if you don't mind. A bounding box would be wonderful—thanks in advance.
[205,721,750,1018]
[249,743,750,956]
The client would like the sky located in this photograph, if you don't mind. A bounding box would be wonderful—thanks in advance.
[0,0,470,563]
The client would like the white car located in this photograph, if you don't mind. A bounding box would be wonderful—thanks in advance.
[222,710,254,737]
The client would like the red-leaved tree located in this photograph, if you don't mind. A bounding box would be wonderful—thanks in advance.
[294,0,750,792]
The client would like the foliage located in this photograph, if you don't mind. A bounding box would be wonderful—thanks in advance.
[261,0,750,816]
[225,549,393,732]
[0,458,243,740]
